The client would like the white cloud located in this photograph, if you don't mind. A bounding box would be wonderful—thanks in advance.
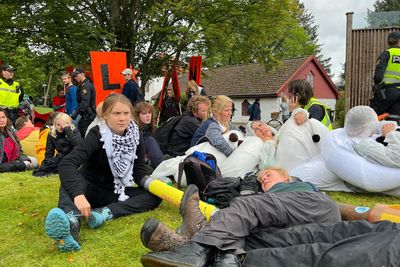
[300,0,376,82]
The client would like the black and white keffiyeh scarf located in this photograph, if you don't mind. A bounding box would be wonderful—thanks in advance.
[99,120,140,201]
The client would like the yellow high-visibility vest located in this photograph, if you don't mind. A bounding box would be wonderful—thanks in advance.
[0,78,21,108]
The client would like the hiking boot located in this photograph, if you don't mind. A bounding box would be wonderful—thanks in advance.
[141,218,188,252]
[141,241,213,267]
[45,208,81,252]
[179,184,208,239]
[87,207,113,229]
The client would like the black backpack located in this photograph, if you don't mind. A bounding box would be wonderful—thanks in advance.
[154,116,183,154]
[177,151,222,200]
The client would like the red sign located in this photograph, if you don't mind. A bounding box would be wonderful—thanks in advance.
[90,51,127,105]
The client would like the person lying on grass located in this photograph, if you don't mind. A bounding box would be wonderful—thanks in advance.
[140,166,341,266]
[44,93,161,252]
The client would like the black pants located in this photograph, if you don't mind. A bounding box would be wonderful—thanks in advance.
[78,114,95,138]
[370,86,400,115]
[0,160,26,173]
[58,177,162,221]
[243,220,400,267]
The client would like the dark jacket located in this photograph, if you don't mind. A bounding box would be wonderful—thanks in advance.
[249,101,261,121]
[168,111,202,156]
[45,126,82,159]
[122,79,141,106]
[159,96,180,124]
[74,78,96,119]
[58,126,147,199]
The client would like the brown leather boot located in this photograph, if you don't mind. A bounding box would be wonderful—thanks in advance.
[141,218,188,252]
[179,184,209,239]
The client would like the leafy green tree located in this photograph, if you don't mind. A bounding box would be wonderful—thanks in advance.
[0,0,327,97]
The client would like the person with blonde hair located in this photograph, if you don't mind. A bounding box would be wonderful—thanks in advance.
[33,112,82,176]
[45,93,161,252]
[140,166,340,266]
[191,95,237,156]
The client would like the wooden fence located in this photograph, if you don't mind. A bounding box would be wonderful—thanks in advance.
[344,12,400,111]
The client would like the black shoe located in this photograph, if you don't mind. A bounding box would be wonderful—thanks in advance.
[141,241,213,267]
[213,251,240,267]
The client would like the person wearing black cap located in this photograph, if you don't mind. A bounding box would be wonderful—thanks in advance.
[0,64,24,124]
[71,67,96,137]
[121,68,141,106]
[371,31,400,116]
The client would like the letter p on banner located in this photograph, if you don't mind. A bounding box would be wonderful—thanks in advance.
[90,51,127,105]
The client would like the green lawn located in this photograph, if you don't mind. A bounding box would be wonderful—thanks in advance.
[1,171,399,266]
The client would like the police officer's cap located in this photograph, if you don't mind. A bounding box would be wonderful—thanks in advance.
[2,64,15,72]
[388,31,400,40]
[71,67,84,76]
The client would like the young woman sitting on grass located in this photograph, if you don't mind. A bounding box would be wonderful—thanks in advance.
[33,112,82,177]
[0,108,34,172]
[133,102,164,169]
[45,94,162,252]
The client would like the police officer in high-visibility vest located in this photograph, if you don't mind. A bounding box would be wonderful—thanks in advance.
[71,67,96,137]
[370,31,400,116]
[0,64,24,125]
[288,79,332,130]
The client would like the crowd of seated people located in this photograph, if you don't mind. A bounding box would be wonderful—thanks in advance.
[2,73,400,265]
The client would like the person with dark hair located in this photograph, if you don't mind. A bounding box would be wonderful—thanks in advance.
[0,64,24,125]
[159,88,180,125]
[52,85,66,113]
[71,67,96,137]
[288,79,332,130]
[249,98,261,121]
[44,94,161,252]
[0,108,33,172]
[133,102,164,169]
[370,31,400,116]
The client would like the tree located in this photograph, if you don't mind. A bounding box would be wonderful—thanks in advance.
[0,0,323,97]
[297,2,332,74]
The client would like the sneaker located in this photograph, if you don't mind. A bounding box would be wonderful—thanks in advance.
[45,208,80,252]
[87,207,113,229]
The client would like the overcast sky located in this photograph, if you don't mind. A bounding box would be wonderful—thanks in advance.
[300,0,376,83]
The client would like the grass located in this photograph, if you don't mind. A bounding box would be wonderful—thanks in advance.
[1,171,399,266]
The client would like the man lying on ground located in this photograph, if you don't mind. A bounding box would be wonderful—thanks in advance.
[140,166,341,266]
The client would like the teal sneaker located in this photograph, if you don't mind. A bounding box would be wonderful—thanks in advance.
[87,207,113,229]
[45,208,80,252]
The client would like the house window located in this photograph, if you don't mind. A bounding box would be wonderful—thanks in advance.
[306,72,314,87]
[242,100,250,116]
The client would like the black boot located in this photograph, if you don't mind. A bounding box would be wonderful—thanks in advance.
[213,250,240,267]
[141,241,214,267]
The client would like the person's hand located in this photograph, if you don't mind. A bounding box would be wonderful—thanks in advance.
[61,103,66,107]
[74,195,91,218]
[289,95,299,112]
[294,112,307,125]
[55,119,69,132]
[381,123,396,137]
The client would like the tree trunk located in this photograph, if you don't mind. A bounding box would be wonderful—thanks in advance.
[44,70,54,107]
